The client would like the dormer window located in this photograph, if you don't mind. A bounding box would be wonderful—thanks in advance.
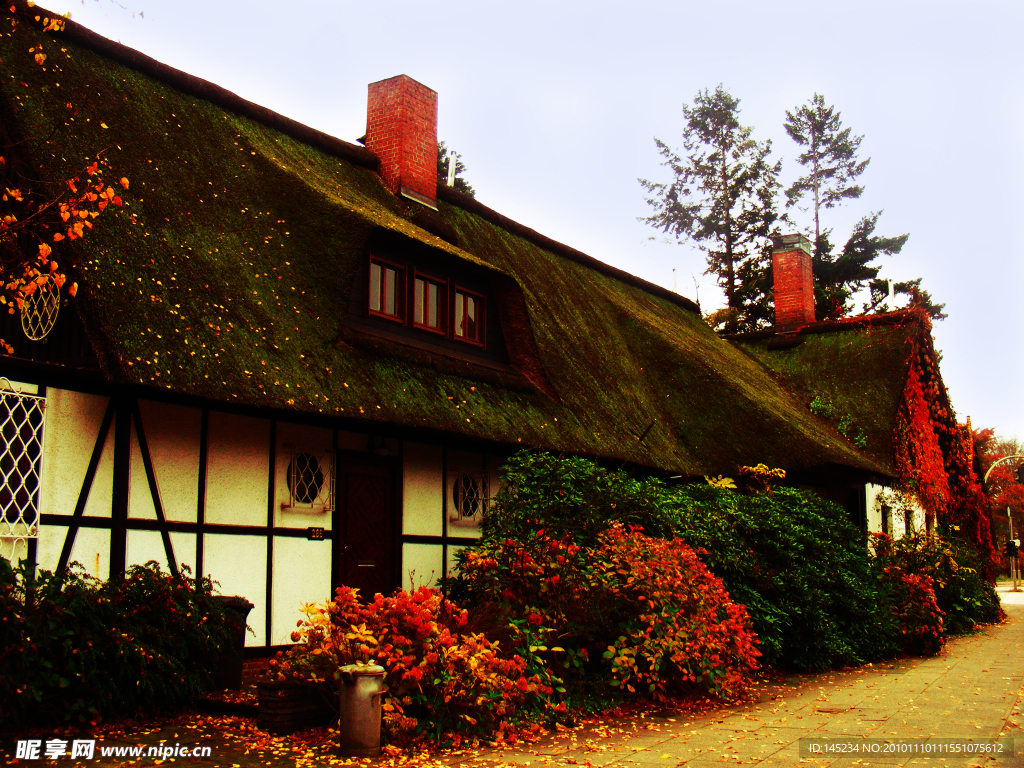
[454,287,484,345]
[413,273,446,334]
[368,259,404,321]
[364,253,489,348]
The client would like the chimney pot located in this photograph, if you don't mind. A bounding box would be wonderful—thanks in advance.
[365,75,438,209]
[772,233,815,332]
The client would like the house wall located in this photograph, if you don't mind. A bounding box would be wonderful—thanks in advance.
[5,376,502,652]
[865,482,927,538]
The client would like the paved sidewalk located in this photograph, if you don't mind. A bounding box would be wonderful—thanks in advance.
[465,588,1024,768]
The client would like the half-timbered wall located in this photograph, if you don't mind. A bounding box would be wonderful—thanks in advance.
[7,376,504,651]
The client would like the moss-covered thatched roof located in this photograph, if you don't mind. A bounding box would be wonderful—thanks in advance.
[727,312,933,476]
[0,5,884,478]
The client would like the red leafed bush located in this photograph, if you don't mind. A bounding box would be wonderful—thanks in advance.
[872,534,946,657]
[269,585,545,741]
[598,525,760,698]
[457,523,760,700]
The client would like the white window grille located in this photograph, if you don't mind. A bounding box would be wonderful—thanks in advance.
[448,471,490,528]
[281,449,334,513]
[0,380,45,562]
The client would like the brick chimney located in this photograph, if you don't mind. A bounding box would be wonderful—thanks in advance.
[772,233,815,332]
[365,75,438,209]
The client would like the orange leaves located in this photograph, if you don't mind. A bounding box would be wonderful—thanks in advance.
[68,282,77,297]
[120,177,130,189]
[37,242,51,260]
[33,52,45,66]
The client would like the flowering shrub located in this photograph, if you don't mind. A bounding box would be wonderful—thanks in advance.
[597,526,759,698]
[456,524,759,700]
[271,585,554,741]
[477,452,893,673]
[0,559,240,725]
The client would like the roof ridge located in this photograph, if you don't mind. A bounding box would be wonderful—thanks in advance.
[722,307,927,340]
[10,0,378,170]
[437,185,700,314]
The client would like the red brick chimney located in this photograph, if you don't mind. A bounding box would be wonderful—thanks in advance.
[365,75,438,209]
[772,234,815,332]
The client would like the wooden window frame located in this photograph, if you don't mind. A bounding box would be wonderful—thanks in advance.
[367,256,405,324]
[452,285,486,347]
[411,270,448,336]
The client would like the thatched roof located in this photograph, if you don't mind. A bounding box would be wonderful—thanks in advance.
[726,311,939,478]
[0,3,884,478]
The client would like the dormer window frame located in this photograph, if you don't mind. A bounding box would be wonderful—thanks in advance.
[364,248,490,350]
[411,269,448,336]
[367,256,406,324]
[453,285,486,347]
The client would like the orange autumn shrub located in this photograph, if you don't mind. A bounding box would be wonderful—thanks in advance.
[269,585,553,741]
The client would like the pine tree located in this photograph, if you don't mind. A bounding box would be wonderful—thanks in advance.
[641,86,783,332]
[784,94,869,250]
[813,212,909,320]
[437,141,475,197]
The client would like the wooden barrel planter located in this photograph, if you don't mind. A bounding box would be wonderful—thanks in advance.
[257,680,336,734]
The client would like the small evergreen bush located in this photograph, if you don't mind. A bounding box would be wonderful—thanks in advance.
[0,559,241,726]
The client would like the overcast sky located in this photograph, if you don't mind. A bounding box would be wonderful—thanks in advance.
[37,0,1024,441]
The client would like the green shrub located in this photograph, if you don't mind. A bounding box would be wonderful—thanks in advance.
[482,452,674,547]
[0,559,241,725]
[663,483,890,671]
[478,452,891,673]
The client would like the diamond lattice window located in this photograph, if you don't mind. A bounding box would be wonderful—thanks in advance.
[283,449,334,513]
[0,384,45,562]
[448,471,490,528]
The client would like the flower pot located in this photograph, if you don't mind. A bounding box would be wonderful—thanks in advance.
[257,680,336,734]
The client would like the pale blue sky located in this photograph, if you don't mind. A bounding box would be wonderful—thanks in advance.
[37,0,1024,440]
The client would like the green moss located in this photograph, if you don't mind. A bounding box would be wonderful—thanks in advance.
[734,325,917,473]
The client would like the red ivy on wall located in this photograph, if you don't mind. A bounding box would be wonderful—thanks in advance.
[892,310,996,578]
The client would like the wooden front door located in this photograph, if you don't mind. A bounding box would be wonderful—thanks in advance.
[333,463,397,601]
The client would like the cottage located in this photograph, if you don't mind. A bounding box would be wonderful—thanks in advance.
[2,4,978,655]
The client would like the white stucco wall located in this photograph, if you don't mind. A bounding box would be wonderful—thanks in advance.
[205,412,270,527]
[204,533,267,646]
[403,442,443,537]
[35,524,110,580]
[865,482,927,538]
[401,541,443,589]
[270,535,332,645]
[129,400,201,523]
[126,529,196,575]
[38,388,114,520]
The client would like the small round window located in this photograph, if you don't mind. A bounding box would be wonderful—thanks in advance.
[289,452,324,504]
